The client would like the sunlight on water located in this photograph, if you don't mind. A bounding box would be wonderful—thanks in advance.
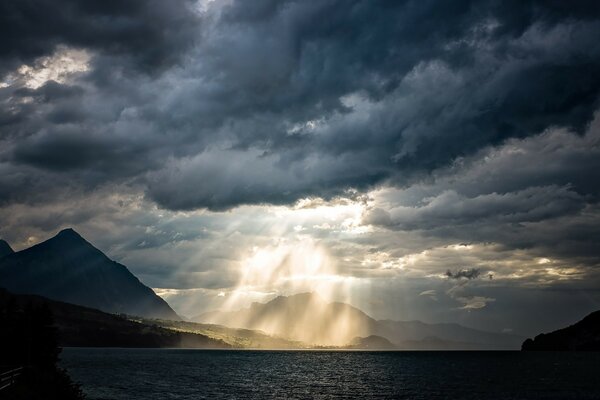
[61,349,600,400]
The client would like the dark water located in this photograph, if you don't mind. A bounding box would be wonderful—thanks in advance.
[61,348,600,399]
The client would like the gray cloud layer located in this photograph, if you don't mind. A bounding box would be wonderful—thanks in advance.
[2,0,600,210]
[363,116,600,268]
[0,0,198,75]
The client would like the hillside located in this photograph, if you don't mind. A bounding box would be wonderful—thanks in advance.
[522,311,600,351]
[0,228,179,320]
[195,292,379,346]
[397,336,491,350]
[195,292,523,349]
[0,288,229,349]
[0,239,14,258]
[376,320,522,350]
[347,335,397,350]
[141,318,306,349]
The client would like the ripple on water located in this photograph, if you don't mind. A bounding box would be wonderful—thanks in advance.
[60,349,600,400]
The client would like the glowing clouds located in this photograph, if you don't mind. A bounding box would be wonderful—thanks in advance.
[8,46,91,89]
[219,197,370,308]
[228,237,346,305]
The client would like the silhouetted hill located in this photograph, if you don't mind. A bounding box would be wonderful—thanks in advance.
[0,288,229,349]
[377,320,522,350]
[195,292,523,349]
[0,289,85,399]
[347,335,397,350]
[0,228,179,320]
[522,311,600,351]
[397,336,490,350]
[0,239,14,258]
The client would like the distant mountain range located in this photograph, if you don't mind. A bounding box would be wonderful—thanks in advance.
[522,310,600,351]
[195,292,524,349]
[0,228,179,320]
[196,292,377,346]
[0,229,527,350]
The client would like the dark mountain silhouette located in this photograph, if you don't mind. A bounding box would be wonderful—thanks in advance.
[0,239,14,258]
[377,319,521,350]
[397,336,490,350]
[347,335,397,350]
[194,292,524,349]
[0,288,229,349]
[522,310,600,351]
[0,228,179,320]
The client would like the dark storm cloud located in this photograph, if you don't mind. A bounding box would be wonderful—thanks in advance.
[446,268,481,280]
[0,0,198,76]
[152,0,600,209]
[0,0,600,237]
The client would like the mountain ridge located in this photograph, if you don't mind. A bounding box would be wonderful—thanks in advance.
[0,228,179,320]
[0,239,14,258]
[196,292,380,346]
[522,310,600,351]
[194,292,524,349]
[347,335,397,350]
[0,288,228,348]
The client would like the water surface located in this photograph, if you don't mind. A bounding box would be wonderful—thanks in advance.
[61,348,600,399]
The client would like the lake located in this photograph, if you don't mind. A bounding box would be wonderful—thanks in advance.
[61,348,600,399]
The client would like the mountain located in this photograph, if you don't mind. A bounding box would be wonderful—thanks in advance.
[522,310,600,351]
[347,335,397,350]
[0,288,229,348]
[195,292,379,346]
[194,292,524,349]
[0,228,179,320]
[396,336,490,350]
[139,318,306,349]
[377,320,522,350]
[0,239,14,258]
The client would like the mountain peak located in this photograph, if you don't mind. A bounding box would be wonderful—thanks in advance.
[0,239,14,258]
[0,229,180,320]
[56,228,84,240]
[196,291,376,346]
[275,292,323,302]
[50,228,95,250]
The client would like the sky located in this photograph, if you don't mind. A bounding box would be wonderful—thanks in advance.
[1,0,600,336]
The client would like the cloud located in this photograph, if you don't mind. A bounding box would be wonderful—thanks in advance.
[1,0,600,211]
[0,0,199,76]
[446,268,481,280]
[419,290,438,301]
[455,295,496,310]
[363,115,600,268]
[446,278,495,310]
